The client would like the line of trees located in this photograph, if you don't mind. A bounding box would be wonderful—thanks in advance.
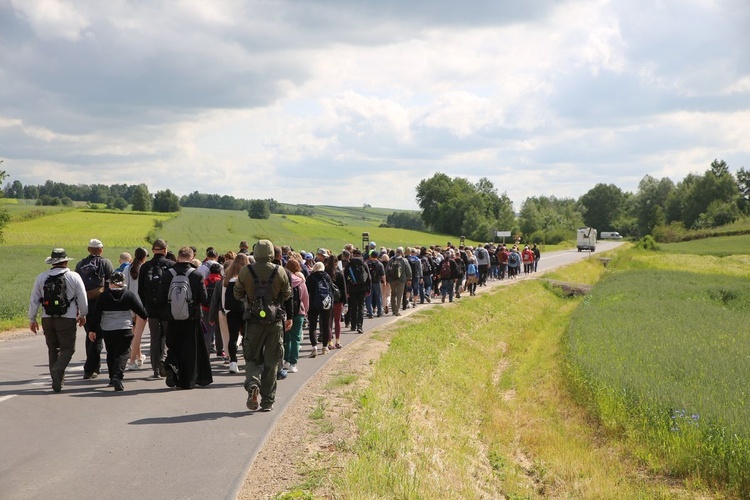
[417,159,749,242]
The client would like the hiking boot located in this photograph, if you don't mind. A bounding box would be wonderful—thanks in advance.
[51,371,63,393]
[112,378,124,392]
[246,386,260,411]
[426,297,431,303]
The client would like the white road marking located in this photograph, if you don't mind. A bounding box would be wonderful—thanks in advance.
[0,395,17,403]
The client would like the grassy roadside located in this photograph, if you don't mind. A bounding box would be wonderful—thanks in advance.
[267,256,714,499]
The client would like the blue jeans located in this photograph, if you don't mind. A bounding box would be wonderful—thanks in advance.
[411,278,425,303]
[366,281,383,316]
[422,275,433,300]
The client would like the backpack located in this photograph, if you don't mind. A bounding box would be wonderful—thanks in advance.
[78,257,105,300]
[477,248,487,260]
[167,268,195,320]
[467,263,478,276]
[407,255,420,278]
[145,263,167,306]
[489,251,498,265]
[454,258,465,277]
[386,258,402,281]
[246,265,280,324]
[509,252,519,266]
[42,273,70,316]
[223,281,244,313]
[346,260,369,291]
[420,256,432,274]
[439,259,453,279]
[314,274,333,310]
[204,275,222,310]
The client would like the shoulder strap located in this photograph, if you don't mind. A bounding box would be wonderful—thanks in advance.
[169,268,177,278]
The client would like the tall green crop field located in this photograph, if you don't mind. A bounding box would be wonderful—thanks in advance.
[567,243,750,493]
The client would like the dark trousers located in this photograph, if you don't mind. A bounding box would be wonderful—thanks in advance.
[148,317,168,373]
[226,311,243,362]
[42,317,77,379]
[478,264,489,285]
[102,330,133,381]
[308,307,331,347]
[349,291,366,329]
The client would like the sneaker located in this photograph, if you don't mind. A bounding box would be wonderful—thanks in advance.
[426,297,431,303]
[229,361,240,374]
[309,347,318,358]
[357,327,363,334]
[321,346,329,355]
[51,371,63,393]
[288,364,298,373]
[83,372,98,380]
[277,369,287,380]
[335,343,343,349]
[367,315,373,319]
[260,404,273,412]
[394,312,401,316]
[112,378,124,392]
[126,362,139,371]
[283,361,291,370]
[246,386,260,411]
[223,355,230,365]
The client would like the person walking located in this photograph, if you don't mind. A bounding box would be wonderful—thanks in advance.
[29,249,89,393]
[137,239,175,380]
[160,246,213,390]
[306,262,334,356]
[234,239,293,412]
[87,271,148,391]
[283,258,309,372]
[385,247,411,316]
[344,248,371,333]
[125,247,149,371]
[75,238,115,380]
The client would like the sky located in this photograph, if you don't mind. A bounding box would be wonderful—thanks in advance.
[1,0,749,211]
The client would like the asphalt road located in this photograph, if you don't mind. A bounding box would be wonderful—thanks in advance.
[0,243,621,500]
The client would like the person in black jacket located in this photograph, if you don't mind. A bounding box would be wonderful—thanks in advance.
[344,248,371,334]
[88,271,148,391]
[137,239,175,380]
[160,246,212,390]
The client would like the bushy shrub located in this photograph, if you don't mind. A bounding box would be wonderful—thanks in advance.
[634,235,659,250]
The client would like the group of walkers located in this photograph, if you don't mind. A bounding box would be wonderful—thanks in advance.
[28,236,539,411]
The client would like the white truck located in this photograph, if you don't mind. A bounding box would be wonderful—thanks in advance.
[577,227,597,252]
[600,231,623,239]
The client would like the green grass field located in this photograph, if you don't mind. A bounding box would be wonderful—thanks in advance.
[567,243,750,493]
[659,234,750,256]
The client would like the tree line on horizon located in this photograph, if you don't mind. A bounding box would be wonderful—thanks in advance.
[1,158,748,243]
[416,159,750,243]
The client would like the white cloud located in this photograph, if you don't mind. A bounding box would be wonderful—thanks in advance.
[0,0,748,213]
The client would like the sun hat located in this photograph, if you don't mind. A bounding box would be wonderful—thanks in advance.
[45,248,75,265]
[88,239,104,248]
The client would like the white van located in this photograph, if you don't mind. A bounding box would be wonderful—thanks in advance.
[600,232,623,239]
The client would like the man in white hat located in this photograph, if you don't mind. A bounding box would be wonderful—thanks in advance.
[75,238,114,379]
[29,248,89,392]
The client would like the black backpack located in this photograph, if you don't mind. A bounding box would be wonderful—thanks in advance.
[78,256,105,300]
[420,256,432,274]
[223,281,244,313]
[42,273,70,316]
[145,263,167,306]
[346,260,369,291]
[246,265,280,324]
[439,259,453,279]
[313,274,333,310]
